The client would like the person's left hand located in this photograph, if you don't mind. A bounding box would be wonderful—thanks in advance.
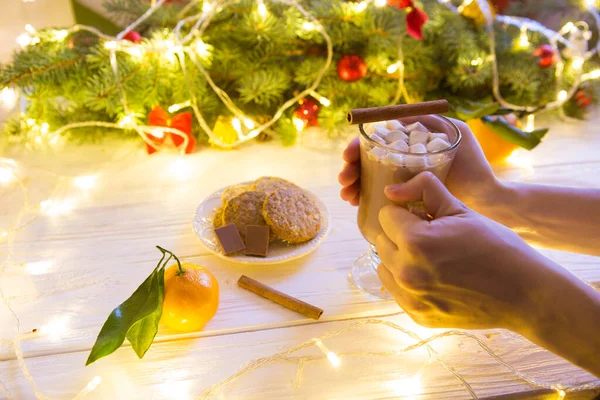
[376,172,552,332]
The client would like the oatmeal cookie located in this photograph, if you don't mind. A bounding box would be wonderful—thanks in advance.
[253,177,301,195]
[221,183,253,204]
[263,188,321,243]
[223,191,268,241]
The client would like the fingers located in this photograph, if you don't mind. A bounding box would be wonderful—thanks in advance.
[342,137,360,163]
[349,192,360,206]
[385,172,466,219]
[338,162,360,187]
[377,264,431,313]
[340,180,360,202]
[379,204,422,247]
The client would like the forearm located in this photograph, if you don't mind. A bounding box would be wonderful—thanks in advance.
[478,181,600,255]
[517,255,600,377]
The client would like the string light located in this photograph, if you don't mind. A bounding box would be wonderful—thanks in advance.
[387,62,400,74]
[0,167,14,184]
[582,69,600,80]
[374,0,387,7]
[257,0,268,17]
[150,128,165,138]
[118,114,136,127]
[16,33,33,48]
[40,316,70,340]
[25,261,53,275]
[572,57,584,70]
[557,389,566,399]
[309,91,331,107]
[26,118,35,127]
[243,118,255,129]
[292,117,306,132]
[53,29,68,41]
[457,0,473,13]
[104,40,118,50]
[525,114,535,132]
[584,0,596,8]
[202,1,213,13]
[302,21,316,31]
[40,199,75,216]
[314,339,340,368]
[231,117,243,134]
[558,90,568,101]
[390,374,422,398]
[40,122,49,134]
[73,175,97,190]
[0,87,18,110]
[168,100,191,113]
[471,57,483,66]
[194,40,212,59]
[352,1,368,12]
[517,26,530,49]
[124,46,145,61]
[87,376,102,391]
[24,24,36,35]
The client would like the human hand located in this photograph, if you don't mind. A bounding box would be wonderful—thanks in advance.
[338,118,500,211]
[376,172,549,332]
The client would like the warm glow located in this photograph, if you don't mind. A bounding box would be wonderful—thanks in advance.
[525,114,535,132]
[202,1,213,13]
[87,376,102,391]
[168,101,190,113]
[293,117,306,132]
[353,1,368,12]
[389,375,422,398]
[104,40,118,50]
[302,21,316,31]
[243,118,255,129]
[517,27,529,49]
[231,117,242,133]
[16,33,33,48]
[0,232,7,239]
[170,158,190,180]
[124,46,145,60]
[457,0,474,12]
[557,389,566,399]
[40,122,49,134]
[387,63,400,74]
[582,69,600,80]
[119,114,135,127]
[25,24,36,35]
[584,0,596,8]
[195,40,211,59]
[257,0,268,17]
[572,57,584,70]
[0,167,14,184]
[74,175,97,190]
[557,90,568,101]
[150,129,165,139]
[41,199,75,216]
[41,316,70,340]
[26,260,53,275]
[507,149,534,171]
[317,96,331,107]
[53,29,68,41]
[471,57,483,66]
[0,87,18,110]
[26,118,36,127]
[374,0,387,7]
[327,352,341,368]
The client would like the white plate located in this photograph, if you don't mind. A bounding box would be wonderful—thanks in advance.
[192,183,330,265]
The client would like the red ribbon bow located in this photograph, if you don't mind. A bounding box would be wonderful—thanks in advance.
[386,0,429,40]
[146,105,195,154]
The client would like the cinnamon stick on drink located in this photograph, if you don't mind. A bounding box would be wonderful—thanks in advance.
[237,275,324,320]
[347,99,449,125]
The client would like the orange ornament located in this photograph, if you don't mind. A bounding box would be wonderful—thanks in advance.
[467,114,519,164]
[161,262,219,332]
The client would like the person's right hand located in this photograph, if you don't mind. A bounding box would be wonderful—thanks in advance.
[338,118,501,212]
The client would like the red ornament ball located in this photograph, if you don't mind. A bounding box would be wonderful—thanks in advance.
[533,44,557,68]
[337,54,368,82]
[123,31,142,43]
[576,90,593,108]
[293,98,320,127]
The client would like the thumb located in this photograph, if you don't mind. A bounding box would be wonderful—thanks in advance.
[385,172,466,218]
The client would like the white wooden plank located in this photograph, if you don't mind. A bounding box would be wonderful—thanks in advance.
[0,314,596,400]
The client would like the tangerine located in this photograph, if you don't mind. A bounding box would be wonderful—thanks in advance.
[467,116,518,164]
[161,262,219,332]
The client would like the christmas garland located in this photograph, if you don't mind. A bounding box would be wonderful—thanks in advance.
[1,0,600,153]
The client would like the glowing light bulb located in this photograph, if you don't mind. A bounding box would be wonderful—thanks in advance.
[87,376,102,391]
[557,90,568,101]
[150,128,165,139]
[202,0,213,13]
[314,339,340,368]
[584,0,596,8]
[26,260,53,275]
[471,57,483,66]
[353,1,367,12]
[26,118,35,127]
[257,0,268,17]
[0,87,17,110]
[557,389,566,399]
[232,117,242,133]
[40,122,49,134]
[53,29,68,41]
[125,46,145,61]
[293,117,306,132]
[104,40,118,50]
[195,40,211,59]
[243,118,255,129]
[302,21,316,31]
[0,167,14,184]
[572,57,584,70]
[16,33,33,48]
[583,69,600,80]
[517,27,529,49]
[41,316,70,340]
[119,114,135,127]
[387,63,400,74]
[318,97,331,107]
[525,114,535,132]
[25,24,36,35]
[374,0,387,6]
[74,175,97,190]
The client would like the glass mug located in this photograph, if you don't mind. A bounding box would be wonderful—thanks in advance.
[352,114,462,299]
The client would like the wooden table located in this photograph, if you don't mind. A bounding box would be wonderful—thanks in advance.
[0,117,599,400]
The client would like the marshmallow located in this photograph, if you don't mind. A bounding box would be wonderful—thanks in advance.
[405,155,427,172]
[426,138,451,152]
[406,122,429,133]
[383,153,405,167]
[369,147,388,161]
[386,120,406,131]
[374,125,389,138]
[389,140,409,152]
[429,132,449,142]
[409,143,427,154]
[386,130,409,143]
[370,133,387,145]
[409,130,429,146]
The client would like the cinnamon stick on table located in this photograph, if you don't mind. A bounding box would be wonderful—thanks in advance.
[347,99,449,125]
[237,275,323,320]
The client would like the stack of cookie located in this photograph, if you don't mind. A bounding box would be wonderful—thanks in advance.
[213,177,321,256]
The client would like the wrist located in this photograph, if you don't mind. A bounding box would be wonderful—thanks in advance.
[469,178,517,224]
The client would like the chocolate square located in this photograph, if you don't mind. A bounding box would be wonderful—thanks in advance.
[245,225,270,257]
[215,224,245,254]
